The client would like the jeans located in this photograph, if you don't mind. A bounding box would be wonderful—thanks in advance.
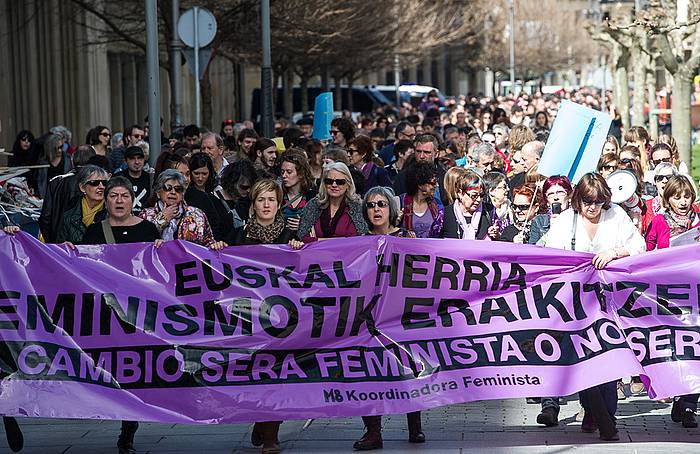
[579,381,617,418]
[541,397,560,412]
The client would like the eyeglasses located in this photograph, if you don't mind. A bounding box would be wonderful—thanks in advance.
[654,174,672,183]
[330,130,340,135]
[400,132,416,139]
[100,132,111,138]
[582,199,605,207]
[324,178,347,186]
[347,147,359,153]
[602,164,616,172]
[366,200,389,209]
[163,184,185,193]
[653,157,672,165]
[465,192,483,201]
[546,190,567,198]
[85,179,108,187]
[132,133,144,140]
[512,203,531,212]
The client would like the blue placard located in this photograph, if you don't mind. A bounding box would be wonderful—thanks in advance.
[312,92,334,141]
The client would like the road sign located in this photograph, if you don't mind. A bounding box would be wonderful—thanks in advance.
[177,7,217,48]
[177,7,217,126]
[182,47,212,81]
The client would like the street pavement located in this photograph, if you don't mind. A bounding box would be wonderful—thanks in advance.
[4,394,699,453]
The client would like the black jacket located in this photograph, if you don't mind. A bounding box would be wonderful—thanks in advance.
[393,161,449,206]
[39,171,80,243]
[226,227,295,246]
[185,186,234,241]
[441,202,496,240]
[55,196,107,244]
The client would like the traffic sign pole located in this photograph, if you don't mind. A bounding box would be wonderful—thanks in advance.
[145,0,161,165]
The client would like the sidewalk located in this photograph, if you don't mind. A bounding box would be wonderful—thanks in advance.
[6,395,700,453]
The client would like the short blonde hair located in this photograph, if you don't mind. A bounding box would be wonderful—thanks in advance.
[248,179,283,218]
[443,166,469,204]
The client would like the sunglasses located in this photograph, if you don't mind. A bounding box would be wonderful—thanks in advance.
[653,157,672,165]
[654,175,672,183]
[602,164,616,172]
[324,178,347,186]
[330,130,340,135]
[465,192,483,201]
[619,158,634,165]
[85,179,108,187]
[163,184,185,193]
[238,184,252,191]
[366,200,389,209]
[512,203,531,212]
[100,132,111,138]
[582,199,605,207]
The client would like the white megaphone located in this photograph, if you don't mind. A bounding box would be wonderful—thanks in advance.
[606,170,639,208]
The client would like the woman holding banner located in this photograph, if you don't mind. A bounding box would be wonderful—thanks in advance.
[55,165,110,244]
[79,176,163,454]
[350,186,423,451]
[645,174,699,428]
[296,162,368,241]
[545,172,646,441]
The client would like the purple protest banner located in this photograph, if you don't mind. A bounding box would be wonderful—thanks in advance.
[0,232,699,424]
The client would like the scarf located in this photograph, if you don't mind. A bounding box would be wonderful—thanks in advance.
[81,198,104,227]
[454,202,483,240]
[245,214,285,244]
[651,196,662,216]
[361,162,375,181]
[320,200,347,238]
[158,201,185,241]
[664,210,697,238]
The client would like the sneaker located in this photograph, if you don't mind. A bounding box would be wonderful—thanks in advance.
[682,409,698,428]
[536,407,559,427]
[630,381,645,395]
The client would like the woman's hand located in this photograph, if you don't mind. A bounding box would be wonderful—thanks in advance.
[209,241,227,251]
[513,232,524,244]
[592,249,617,269]
[63,241,76,250]
[154,239,165,249]
[288,239,304,250]
[2,226,20,235]
[487,225,500,239]
[162,204,179,222]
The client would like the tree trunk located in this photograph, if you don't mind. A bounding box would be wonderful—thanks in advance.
[613,44,631,132]
[334,74,342,111]
[631,43,645,127]
[300,75,309,115]
[646,66,658,139]
[283,67,294,119]
[201,71,213,130]
[347,75,354,113]
[672,71,692,165]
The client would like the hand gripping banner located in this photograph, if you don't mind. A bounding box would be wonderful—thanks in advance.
[0,233,699,424]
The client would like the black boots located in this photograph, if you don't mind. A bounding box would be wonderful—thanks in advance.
[117,420,139,454]
[672,399,698,428]
[353,416,383,450]
[407,412,425,443]
[252,421,282,454]
[536,406,559,427]
[3,417,23,453]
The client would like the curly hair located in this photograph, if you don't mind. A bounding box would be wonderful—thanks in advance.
[279,148,313,193]
[405,161,437,196]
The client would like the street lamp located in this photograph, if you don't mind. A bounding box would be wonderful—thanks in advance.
[508,0,515,95]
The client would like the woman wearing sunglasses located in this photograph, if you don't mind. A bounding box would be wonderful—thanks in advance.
[441,169,499,240]
[500,184,539,243]
[88,125,111,158]
[545,172,645,441]
[597,153,618,179]
[55,165,109,244]
[351,187,421,451]
[139,169,218,247]
[640,162,678,232]
[296,162,367,242]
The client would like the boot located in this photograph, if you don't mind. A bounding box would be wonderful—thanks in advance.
[3,417,23,453]
[682,409,698,428]
[117,420,139,454]
[259,421,282,454]
[671,399,683,423]
[251,422,263,447]
[353,416,383,450]
[580,409,597,433]
[536,406,559,427]
[406,411,425,443]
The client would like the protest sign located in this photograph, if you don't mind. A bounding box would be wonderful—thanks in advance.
[538,100,612,184]
[1,233,699,424]
[312,92,333,141]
